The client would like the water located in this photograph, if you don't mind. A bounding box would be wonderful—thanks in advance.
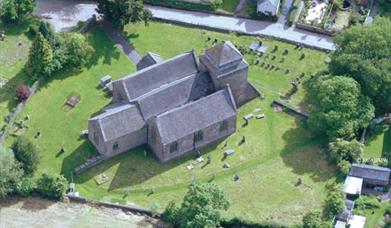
[36,0,98,32]
[0,197,157,228]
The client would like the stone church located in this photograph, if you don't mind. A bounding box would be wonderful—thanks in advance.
[88,41,259,162]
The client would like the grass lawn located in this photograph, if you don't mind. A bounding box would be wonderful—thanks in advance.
[218,0,240,13]
[288,0,301,26]
[361,202,389,228]
[0,19,37,134]
[9,22,335,225]
[364,128,391,159]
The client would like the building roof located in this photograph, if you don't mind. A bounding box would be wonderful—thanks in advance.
[334,221,346,228]
[343,176,363,195]
[115,51,198,101]
[154,87,236,144]
[136,52,162,70]
[257,0,280,15]
[136,72,215,120]
[350,163,391,183]
[204,41,243,68]
[90,104,145,142]
[348,215,366,228]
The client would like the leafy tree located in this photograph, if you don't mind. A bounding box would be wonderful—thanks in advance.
[307,75,375,139]
[325,184,345,219]
[36,172,67,199]
[11,136,41,175]
[329,139,363,163]
[330,18,391,114]
[163,183,230,228]
[39,21,57,47]
[97,0,152,30]
[0,0,35,24]
[302,210,322,228]
[0,146,23,198]
[15,177,35,197]
[15,84,31,102]
[61,32,94,70]
[26,33,53,80]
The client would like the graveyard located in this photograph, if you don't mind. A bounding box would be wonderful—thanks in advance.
[0,21,342,225]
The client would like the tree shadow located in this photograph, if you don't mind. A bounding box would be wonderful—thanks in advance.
[0,19,39,37]
[0,196,55,212]
[279,111,335,183]
[382,128,391,157]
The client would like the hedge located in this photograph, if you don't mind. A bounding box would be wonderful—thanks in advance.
[145,0,218,12]
[220,217,288,228]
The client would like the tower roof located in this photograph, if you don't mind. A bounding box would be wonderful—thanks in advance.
[205,41,243,68]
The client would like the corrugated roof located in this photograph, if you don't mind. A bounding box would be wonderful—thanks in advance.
[350,163,391,182]
[90,104,145,142]
[154,87,236,144]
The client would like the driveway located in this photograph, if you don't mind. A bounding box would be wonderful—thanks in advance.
[147,6,335,51]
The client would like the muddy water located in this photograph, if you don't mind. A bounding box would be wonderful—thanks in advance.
[36,0,98,32]
[0,197,157,228]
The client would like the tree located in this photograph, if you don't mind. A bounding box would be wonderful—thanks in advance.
[0,0,36,24]
[306,75,375,139]
[302,210,322,228]
[330,18,391,114]
[328,139,363,164]
[61,32,94,70]
[26,33,53,80]
[325,184,345,219]
[36,172,67,199]
[0,146,23,198]
[163,183,230,228]
[15,177,35,197]
[11,136,41,175]
[97,0,152,30]
[15,84,31,102]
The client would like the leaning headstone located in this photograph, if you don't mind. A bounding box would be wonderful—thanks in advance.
[243,114,253,120]
[224,149,235,157]
[223,162,230,168]
[256,114,265,119]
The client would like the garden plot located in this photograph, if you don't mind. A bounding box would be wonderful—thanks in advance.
[304,0,330,24]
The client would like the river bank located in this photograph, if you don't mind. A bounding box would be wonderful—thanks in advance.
[0,196,160,227]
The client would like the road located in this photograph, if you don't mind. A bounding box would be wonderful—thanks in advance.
[147,6,336,51]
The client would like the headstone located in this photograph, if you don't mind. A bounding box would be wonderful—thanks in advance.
[223,162,230,168]
[233,174,240,181]
[224,149,235,156]
[256,114,265,119]
[243,114,254,120]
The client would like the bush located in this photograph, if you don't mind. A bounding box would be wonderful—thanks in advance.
[15,84,31,102]
[0,146,23,198]
[161,201,179,226]
[12,136,41,175]
[337,159,351,177]
[220,217,287,228]
[325,184,345,219]
[15,177,35,197]
[0,0,36,24]
[145,0,218,11]
[302,210,322,228]
[355,196,380,211]
[36,172,67,199]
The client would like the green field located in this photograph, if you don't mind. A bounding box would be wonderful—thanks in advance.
[6,22,337,225]
[0,20,37,134]
[218,0,240,13]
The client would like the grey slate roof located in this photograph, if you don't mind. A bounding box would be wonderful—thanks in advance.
[257,0,280,15]
[134,71,215,121]
[136,52,162,70]
[154,87,236,144]
[115,51,199,101]
[204,41,243,68]
[350,163,391,182]
[90,104,145,142]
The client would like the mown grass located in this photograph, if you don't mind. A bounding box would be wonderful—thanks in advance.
[0,19,38,135]
[8,22,336,225]
[218,0,240,13]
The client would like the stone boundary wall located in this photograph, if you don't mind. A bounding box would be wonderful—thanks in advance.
[66,194,156,217]
[296,23,334,36]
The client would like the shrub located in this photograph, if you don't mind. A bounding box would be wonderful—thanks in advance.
[0,146,23,198]
[15,177,35,197]
[325,184,345,219]
[355,196,380,211]
[337,159,351,177]
[15,84,31,102]
[36,172,67,199]
[12,136,41,175]
[302,210,322,228]
[161,201,179,226]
